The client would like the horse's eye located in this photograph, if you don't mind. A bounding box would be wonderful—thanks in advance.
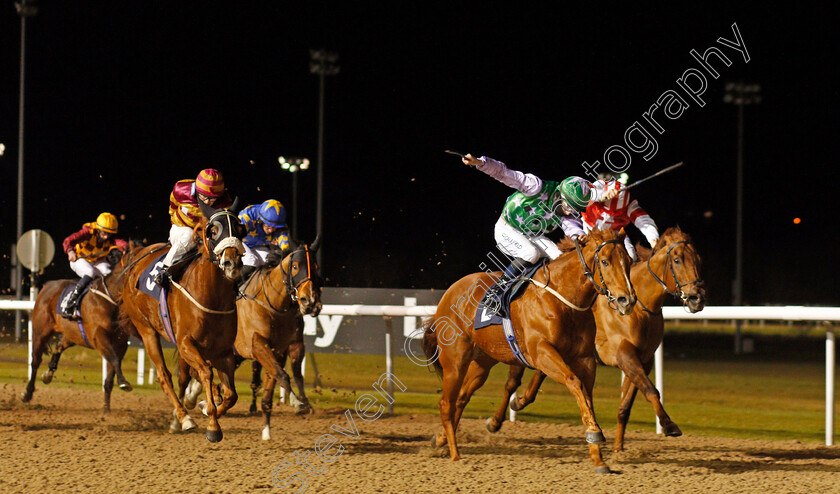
[601,259,609,267]
[674,257,681,264]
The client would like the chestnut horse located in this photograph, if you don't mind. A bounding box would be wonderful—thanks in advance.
[119,201,244,442]
[22,245,138,412]
[487,226,705,452]
[422,228,635,474]
[182,240,322,440]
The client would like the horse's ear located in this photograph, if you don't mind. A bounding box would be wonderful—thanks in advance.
[229,196,240,213]
[198,199,217,219]
[310,234,321,252]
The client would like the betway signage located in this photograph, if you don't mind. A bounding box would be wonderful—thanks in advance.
[302,287,442,354]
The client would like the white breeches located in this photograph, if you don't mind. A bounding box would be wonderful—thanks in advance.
[69,258,112,279]
[162,224,197,267]
[493,216,561,264]
[242,244,271,267]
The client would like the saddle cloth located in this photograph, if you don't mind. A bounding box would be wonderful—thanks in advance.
[55,284,91,315]
[474,260,545,330]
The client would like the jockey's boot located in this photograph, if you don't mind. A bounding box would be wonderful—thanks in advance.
[153,266,172,288]
[62,275,92,319]
[484,258,533,314]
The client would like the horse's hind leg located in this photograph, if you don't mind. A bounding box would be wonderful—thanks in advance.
[249,359,263,414]
[435,356,495,446]
[287,342,310,414]
[22,328,56,402]
[41,334,73,385]
[96,330,133,393]
[487,365,526,433]
[435,339,472,461]
[141,332,197,434]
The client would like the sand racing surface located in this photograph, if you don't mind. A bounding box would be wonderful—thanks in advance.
[1,385,839,493]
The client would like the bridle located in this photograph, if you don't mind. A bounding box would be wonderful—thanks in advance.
[203,209,245,265]
[645,239,703,309]
[283,244,318,304]
[574,236,632,310]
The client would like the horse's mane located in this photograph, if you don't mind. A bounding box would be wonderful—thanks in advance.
[556,227,619,252]
[638,226,700,265]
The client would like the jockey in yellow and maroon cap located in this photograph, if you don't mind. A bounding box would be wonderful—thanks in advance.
[61,212,128,318]
[154,169,233,287]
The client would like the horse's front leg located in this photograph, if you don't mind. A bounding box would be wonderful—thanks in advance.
[533,341,609,474]
[178,337,222,442]
[213,354,238,417]
[614,340,681,449]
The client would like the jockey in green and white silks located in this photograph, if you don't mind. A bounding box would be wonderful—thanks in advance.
[463,154,618,311]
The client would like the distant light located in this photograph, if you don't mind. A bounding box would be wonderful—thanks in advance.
[703,210,713,219]
[289,165,298,172]
[0,143,5,156]
[793,217,801,224]
[618,172,629,185]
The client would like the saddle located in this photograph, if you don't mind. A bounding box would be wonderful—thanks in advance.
[56,284,92,318]
[474,259,546,329]
[137,249,198,298]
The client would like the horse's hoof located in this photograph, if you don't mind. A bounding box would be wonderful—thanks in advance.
[181,415,197,431]
[119,382,133,392]
[249,403,258,414]
[41,372,54,384]
[261,425,271,441]
[485,417,501,433]
[595,466,611,474]
[20,391,32,402]
[431,433,447,448]
[169,416,181,433]
[664,423,683,437]
[294,404,311,416]
[206,429,223,443]
[198,400,209,417]
[585,431,606,444]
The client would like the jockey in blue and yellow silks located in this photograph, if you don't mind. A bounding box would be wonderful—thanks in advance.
[238,199,290,279]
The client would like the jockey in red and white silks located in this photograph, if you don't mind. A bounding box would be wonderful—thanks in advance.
[582,179,659,260]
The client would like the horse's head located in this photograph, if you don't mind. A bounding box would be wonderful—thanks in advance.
[281,235,322,316]
[648,227,705,313]
[572,228,636,315]
[198,198,245,281]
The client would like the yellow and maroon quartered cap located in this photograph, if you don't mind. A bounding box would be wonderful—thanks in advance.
[196,168,225,198]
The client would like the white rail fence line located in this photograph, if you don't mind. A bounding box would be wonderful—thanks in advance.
[2,301,838,444]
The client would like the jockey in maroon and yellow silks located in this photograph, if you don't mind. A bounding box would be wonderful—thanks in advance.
[168,179,232,228]
[60,212,127,318]
[63,222,128,263]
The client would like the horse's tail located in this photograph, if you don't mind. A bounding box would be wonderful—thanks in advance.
[421,316,443,376]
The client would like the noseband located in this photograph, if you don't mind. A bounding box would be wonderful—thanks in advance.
[204,210,245,265]
[283,244,317,304]
[574,236,630,310]
[646,240,703,305]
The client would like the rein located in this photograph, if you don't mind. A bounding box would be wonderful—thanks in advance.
[526,236,625,312]
[574,236,628,310]
[169,280,235,314]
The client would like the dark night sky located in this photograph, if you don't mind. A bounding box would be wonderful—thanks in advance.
[0,3,837,305]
